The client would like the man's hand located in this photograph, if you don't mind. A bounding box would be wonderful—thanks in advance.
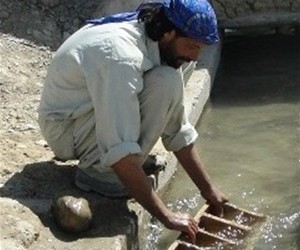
[174,144,229,217]
[163,211,199,243]
[200,184,228,217]
[112,154,201,242]
[112,154,200,239]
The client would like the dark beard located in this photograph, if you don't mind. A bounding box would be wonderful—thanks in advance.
[160,52,191,69]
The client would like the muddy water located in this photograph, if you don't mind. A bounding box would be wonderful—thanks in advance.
[147,34,300,249]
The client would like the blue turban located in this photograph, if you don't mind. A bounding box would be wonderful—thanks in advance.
[162,0,219,44]
[87,0,219,45]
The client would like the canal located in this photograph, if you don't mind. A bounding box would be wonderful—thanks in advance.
[147,32,300,249]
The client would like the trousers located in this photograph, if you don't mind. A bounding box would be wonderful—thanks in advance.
[38,63,195,196]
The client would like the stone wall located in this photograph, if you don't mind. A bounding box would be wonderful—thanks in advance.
[0,0,299,49]
[211,0,300,28]
[0,0,145,50]
[0,0,102,49]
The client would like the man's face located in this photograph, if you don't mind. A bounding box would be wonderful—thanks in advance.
[159,32,205,69]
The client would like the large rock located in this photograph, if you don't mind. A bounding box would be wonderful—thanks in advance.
[51,195,93,233]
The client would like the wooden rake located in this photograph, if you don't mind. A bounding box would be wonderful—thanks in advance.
[168,203,266,250]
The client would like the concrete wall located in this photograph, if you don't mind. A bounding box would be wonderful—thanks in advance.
[211,0,300,28]
[0,0,299,49]
[93,0,145,16]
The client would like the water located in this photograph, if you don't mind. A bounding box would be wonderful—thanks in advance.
[147,34,300,249]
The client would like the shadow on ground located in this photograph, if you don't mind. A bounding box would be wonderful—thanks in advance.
[0,161,136,247]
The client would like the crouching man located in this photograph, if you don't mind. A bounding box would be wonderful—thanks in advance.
[38,0,228,241]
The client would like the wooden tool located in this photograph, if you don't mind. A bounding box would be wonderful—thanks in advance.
[168,203,266,250]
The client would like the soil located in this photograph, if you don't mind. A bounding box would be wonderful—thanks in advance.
[0,32,71,249]
[0,0,103,248]
[0,32,137,249]
[0,1,156,248]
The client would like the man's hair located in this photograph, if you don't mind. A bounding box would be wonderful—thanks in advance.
[137,5,185,41]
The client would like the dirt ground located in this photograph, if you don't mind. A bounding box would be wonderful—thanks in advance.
[0,32,71,249]
[0,33,52,167]
[1,30,141,250]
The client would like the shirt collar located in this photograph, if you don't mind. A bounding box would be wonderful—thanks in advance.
[146,36,161,67]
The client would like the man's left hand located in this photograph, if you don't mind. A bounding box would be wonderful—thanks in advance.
[201,185,229,217]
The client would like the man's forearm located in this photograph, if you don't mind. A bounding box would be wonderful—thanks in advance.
[111,154,171,224]
[112,154,204,238]
[174,143,229,216]
[174,144,213,194]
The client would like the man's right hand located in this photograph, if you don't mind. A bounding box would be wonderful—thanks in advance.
[112,154,199,242]
[163,211,199,243]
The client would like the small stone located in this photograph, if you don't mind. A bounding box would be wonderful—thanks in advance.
[19,124,37,131]
[34,139,48,147]
[51,196,93,233]
[15,143,27,149]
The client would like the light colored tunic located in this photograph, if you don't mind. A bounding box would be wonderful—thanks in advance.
[38,20,198,184]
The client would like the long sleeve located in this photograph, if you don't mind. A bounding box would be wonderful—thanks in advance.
[81,47,145,168]
[161,79,198,152]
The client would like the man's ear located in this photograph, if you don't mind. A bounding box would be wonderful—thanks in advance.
[161,29,176,42]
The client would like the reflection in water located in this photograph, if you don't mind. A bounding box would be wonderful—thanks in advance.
[146,33,300,250]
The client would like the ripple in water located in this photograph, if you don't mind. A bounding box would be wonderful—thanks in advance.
[258,211,300,248]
